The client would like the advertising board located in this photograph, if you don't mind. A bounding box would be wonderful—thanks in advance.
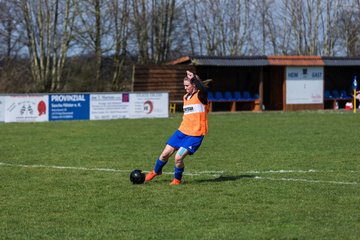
[1,92,168,123]
[129,92,169,118]
[49,94,90,121]
[90,93,130,120]
[4,95,48,122]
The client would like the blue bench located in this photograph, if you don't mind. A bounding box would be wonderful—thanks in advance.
[324,89,353,109]
[207,91,260,112]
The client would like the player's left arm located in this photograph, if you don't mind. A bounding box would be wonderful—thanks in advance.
[187,71,208,104]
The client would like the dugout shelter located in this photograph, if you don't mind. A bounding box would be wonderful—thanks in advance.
[133,56,360,112]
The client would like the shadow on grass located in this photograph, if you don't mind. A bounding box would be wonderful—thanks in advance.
[195,174,256,183]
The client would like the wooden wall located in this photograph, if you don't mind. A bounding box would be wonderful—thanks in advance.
[133,65,195,102]
[285,104,323,111]
[262,67,284,110]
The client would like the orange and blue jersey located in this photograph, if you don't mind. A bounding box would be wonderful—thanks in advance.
[178,90,208,136]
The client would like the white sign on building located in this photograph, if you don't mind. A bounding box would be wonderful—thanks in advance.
[286,67,324,104]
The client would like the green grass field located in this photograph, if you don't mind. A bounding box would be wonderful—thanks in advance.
[1,111,360,239]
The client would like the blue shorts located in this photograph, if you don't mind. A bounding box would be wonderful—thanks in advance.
[166,130,204,155]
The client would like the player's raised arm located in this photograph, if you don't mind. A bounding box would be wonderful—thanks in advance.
[186,70,208,104]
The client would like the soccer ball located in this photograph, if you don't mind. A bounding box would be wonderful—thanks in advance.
[130,169,145,184]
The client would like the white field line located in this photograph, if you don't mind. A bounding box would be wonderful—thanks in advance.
[247,169,360,174]
[0,162,132,173]
[0,162,358,185]
[255,176,358,185]
[0,162,220,176]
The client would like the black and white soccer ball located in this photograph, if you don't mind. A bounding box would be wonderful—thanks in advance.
[130,169,145,184]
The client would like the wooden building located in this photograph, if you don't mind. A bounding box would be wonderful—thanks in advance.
[132,65,195,103]
[133,56,360,112]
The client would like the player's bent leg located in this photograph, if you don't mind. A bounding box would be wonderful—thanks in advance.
[146,145,176,182]
[160,145,176,161]
[170,147,189,185]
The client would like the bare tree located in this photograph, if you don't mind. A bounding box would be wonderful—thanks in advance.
[253,0,277,55]
[185,0,254,56]
[152,0,176,62]
[287,0,323,55]
[21,0,77,91]
[306,0,321,55]
[108,0,130,90]
[195,0,221,55]
[278,0,294,55]
[0,1,24,58]
[132,0,149,63]
[321,0,340,56]
[183,0,204,55]
[291,1,304,54]
[74,0,114,90]
[221,0,254,55]
[132,0,178,63]
[94,0,102,88]
[183,4,196,55]
[0,1,29,92]
[337,3,360,56]
[52,0,77,91]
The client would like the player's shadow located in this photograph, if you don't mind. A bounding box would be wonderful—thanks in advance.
[195,174,256,183]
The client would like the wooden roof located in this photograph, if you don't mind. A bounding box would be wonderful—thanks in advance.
[267,56,324,66]
[166,56,191,65]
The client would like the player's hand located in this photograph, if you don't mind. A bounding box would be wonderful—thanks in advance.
[186,70,194,80]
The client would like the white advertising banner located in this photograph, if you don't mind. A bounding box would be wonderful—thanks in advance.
[4,95,49,122]
[286,67,324,104]
[90,93,130,120]
[129,92,169,118]
[1,92,169,123]
[0,96,5,122]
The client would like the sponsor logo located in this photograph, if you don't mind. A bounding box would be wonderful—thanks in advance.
[143,100,153,114]
[122,93,129,102]
[51,94,86,102]
[38,101,46,116]
[20,103,34,116]
[184,106,194,113]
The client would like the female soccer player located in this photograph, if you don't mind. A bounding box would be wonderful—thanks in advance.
[145,70,209,185]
